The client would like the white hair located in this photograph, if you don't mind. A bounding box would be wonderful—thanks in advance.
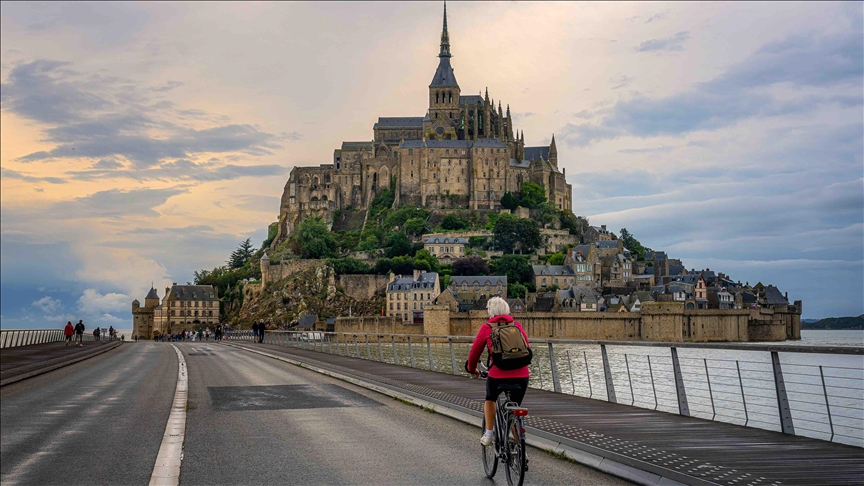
[486,296,511,318]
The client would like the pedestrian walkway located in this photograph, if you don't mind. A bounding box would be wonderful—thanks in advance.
[227,341,864,486]
[1,340,121,385]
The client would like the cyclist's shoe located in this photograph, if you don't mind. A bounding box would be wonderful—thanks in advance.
[480,434,495,447]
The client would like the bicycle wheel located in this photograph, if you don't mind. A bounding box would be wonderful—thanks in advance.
[481,418,498,478]
[504,416,526,486]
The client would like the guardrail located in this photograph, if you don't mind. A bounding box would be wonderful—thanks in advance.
[0,329,68,348]
[225,330,864,447]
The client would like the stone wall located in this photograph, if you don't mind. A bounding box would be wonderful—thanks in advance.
[261,259,327,286]
[421,300,799,342]
[336,274,390,301]
[334,316,424,335]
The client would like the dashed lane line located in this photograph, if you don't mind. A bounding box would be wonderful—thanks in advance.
[149,344,187,486]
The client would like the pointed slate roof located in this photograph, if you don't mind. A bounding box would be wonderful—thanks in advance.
[145,287,159,300]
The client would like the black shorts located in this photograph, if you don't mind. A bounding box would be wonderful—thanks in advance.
[485,377,529,404]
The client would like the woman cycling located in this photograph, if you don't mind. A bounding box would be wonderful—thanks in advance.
[466,296,530,446]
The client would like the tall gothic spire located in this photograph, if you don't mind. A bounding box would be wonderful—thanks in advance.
[439,1,451,58]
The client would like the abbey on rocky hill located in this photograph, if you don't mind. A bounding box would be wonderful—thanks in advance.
[276,3,572,242]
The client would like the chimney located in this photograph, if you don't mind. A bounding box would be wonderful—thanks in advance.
[165,287,170,297]
[601,225,606,231]
[413,269,421,280]
[173,282,177,285]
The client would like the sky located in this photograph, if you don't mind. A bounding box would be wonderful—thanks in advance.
[1,1,862,328]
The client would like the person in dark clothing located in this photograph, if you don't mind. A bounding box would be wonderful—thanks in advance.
[74,320,85,347]
[258,322,265,343]
[108,326,115,341]
[252,322,259,341]
[93,327,100,342]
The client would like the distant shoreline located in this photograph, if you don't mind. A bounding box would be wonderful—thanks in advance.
[801,315,863,330]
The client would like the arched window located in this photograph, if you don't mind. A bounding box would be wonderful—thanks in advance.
[436,93,440,103]
[313,176,319,185]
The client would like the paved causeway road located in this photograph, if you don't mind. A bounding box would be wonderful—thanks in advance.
[1,342,629,485]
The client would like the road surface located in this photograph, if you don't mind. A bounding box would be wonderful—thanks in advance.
[1,342,630,485]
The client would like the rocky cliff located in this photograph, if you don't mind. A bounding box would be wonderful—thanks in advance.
[235,265,385,329]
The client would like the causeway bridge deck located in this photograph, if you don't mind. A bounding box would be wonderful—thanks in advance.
[225,338,864,486]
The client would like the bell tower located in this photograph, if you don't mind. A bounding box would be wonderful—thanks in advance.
[426,2,460,140]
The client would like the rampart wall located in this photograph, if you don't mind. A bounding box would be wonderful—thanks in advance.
[336,274,390,301]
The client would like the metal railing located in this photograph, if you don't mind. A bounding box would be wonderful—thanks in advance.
[226,330,864,447]
[0,329,67,348]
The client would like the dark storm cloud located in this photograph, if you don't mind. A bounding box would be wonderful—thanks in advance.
[2,60,288,168]
[563,27,863,147]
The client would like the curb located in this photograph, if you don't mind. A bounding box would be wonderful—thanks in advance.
[0,341,124,387]
[223,342,702,486]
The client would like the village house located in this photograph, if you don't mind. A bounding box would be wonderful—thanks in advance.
[423,236,467,261]
[386,270,440,324]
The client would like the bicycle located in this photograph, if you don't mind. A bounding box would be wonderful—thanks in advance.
[476,362,529,486]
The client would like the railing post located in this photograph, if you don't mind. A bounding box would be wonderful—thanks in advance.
[427,337,434,371]
[378,335,384,362]
[354,335,360,357]
[600,344,617,403]
[819,366,834,441]
[548,342,561,393]
[583,351,593,398]
[365,335,371,360]
[566,350,576,395]
[408,336,416,368]
[771,351,795,434]
[448,338,457,375]
[704,358,715,420]
[535,362,544,389]
[391,335,398,364]
[625,354,634,405]
[647,355,657,410]
[670,347,690,416]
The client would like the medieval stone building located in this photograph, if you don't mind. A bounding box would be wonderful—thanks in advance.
[274,4,572,245]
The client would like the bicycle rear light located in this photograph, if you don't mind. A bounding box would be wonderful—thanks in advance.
[513,409,528,416]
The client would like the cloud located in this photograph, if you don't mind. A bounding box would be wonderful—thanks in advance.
[562,28,863,146]
[2,60,288,168]
[65,159,289,182]
[51,187,187,219]
[2,168,67,184]
[644,10,670,24]
[77,288,129,315]
[610,74,634,90]
[31,296,62,314]
[635,31,690,52]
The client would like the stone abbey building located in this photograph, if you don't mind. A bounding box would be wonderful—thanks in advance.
[274,4,572,243]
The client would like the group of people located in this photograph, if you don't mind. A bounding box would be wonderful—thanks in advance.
[251,322,266,343]
[63,320,86,346]
[154,325,227,342]
[92,326,119,342]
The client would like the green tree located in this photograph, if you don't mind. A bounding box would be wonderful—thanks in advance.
[413,249,440,273]
[489,254,533,285]
[386,231,412,258]
[452,255,490,276]
[548,252,565,265]
[559,211,588,238]
[441,213,469,230]
[356,235,380,252]
[369,188,395,218]
[518,182,546,209]
[508,283,527,299]
[262,222,279,250]
[404,217,427,236]
[228,238,256,269]
[290,217,336,259]
[500,192,519,210]
[619,228,651,261]
[535,201,559,228]
[493,213,520,252]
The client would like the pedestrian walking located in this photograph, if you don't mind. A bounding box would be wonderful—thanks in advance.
[252,322,259,342]
[108,326,115,342]
[74,320,85,346]
[93,327,100,342]
[64,321,74,346]
[258,322,265,343]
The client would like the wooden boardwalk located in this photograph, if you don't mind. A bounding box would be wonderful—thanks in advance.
[232,341,864,486]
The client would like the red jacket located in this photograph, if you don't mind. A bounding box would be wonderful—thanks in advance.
[64,323,74,336]
[467,315,530,379]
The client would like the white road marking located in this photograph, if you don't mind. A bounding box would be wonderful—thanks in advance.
[149,344,187,486]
